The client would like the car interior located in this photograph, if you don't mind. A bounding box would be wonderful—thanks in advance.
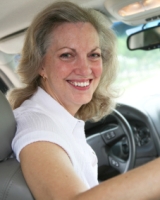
[0,0,160,199]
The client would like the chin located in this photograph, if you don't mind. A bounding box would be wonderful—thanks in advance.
[76,97,92,106]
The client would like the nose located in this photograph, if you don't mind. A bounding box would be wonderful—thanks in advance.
[74,57,92,76]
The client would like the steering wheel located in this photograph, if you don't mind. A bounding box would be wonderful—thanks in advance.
[87,109,136,177]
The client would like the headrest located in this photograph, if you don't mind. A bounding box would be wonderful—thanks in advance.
[0,91,16,161]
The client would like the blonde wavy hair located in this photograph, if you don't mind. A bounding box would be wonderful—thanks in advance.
[8,1,118,121]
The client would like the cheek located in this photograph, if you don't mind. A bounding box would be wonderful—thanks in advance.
[48,67,72,87]
[45,62,64,80]
[93,63,103,78]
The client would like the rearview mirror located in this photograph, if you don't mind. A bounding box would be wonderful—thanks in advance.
[127,26,160,50]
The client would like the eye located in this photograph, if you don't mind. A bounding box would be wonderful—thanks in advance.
[91,53,101,57]
[60,53,72,59]
[89,53,101,60]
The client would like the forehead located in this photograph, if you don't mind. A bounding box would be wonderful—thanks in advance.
[54,22,96,32]
[49,22,100,48]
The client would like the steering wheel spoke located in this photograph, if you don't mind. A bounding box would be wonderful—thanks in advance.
[100,125,124,145]
[109,156,128,174]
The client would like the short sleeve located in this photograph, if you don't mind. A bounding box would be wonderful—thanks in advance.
[12,112,73,162]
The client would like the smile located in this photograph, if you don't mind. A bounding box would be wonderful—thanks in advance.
[69,80,90,87]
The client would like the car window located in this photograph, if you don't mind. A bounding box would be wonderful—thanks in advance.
[0,77,8,94]
[113,22,160,104]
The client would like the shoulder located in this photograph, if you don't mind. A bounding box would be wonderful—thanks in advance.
[15,110,55,132]
[13,98,56,131]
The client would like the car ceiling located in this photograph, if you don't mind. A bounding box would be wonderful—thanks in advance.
[0,0,160,54]
[0,0,109,39]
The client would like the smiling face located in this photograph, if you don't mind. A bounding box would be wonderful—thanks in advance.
[40,22,102,115]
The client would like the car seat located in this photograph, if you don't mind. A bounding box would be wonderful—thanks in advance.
[0,91,34,200]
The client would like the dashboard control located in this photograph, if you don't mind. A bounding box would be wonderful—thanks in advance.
[111,159,119,167]
[109,156,119,167]
[121,122,151,155]
[132,125,150,147]
[104,131,116,140]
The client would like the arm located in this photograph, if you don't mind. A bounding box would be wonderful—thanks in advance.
[20,141,160,200]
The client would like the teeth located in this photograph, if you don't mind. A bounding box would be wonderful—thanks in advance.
[70,81,89,87]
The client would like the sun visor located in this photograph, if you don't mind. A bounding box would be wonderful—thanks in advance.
[0,31,26,54]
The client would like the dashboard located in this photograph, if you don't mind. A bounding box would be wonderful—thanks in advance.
[85,94,160,180]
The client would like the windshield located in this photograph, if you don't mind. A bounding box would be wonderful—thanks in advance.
[113,22,160,104]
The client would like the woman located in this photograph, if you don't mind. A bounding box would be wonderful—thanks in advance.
[8,1,160,200]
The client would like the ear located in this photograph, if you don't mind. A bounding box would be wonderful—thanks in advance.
[38,66,45,77]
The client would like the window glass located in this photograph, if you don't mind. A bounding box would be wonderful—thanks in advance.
[113,22,160,104]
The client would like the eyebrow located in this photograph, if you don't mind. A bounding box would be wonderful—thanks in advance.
[57,46,101,52]
[57,47,76,52]
[90,47,101,52]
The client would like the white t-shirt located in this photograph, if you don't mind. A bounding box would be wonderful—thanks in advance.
[12,87,98,188]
